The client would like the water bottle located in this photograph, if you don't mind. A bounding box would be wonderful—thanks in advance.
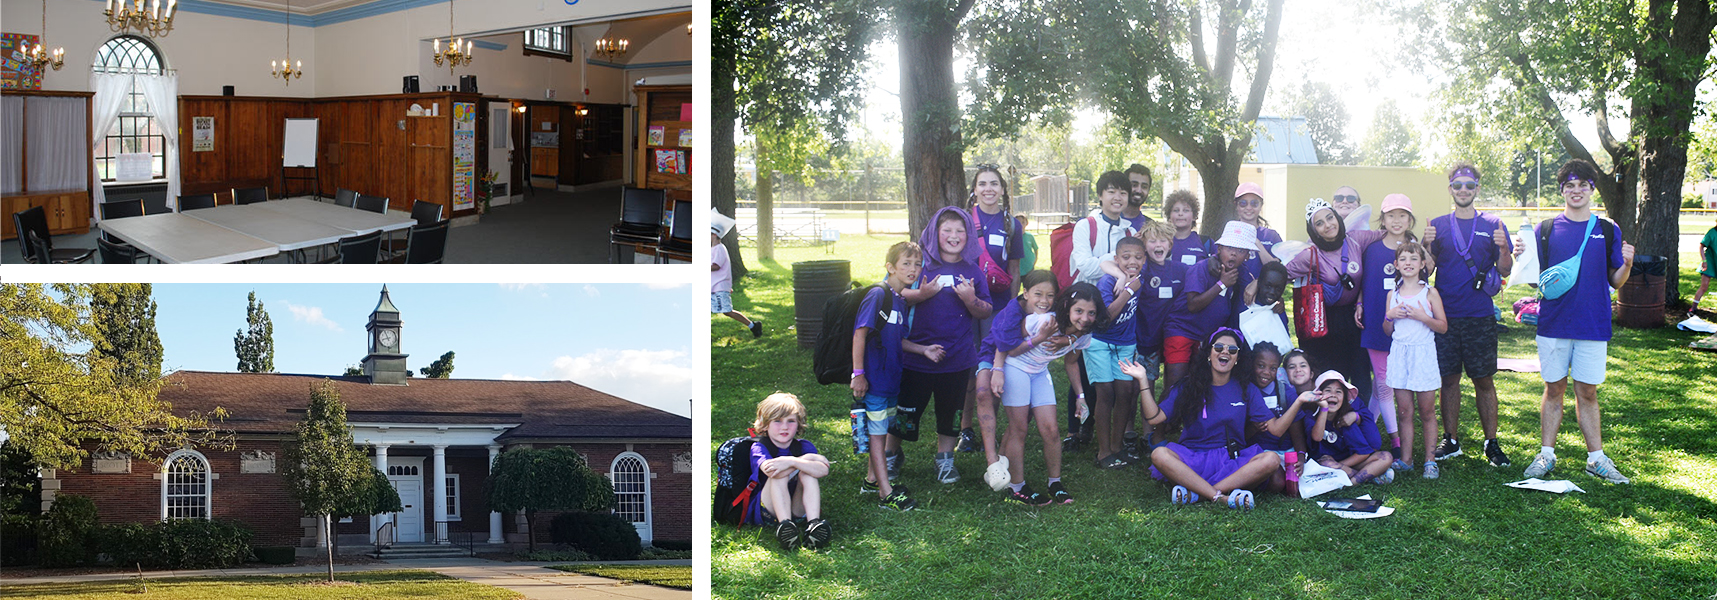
[850,403,869,455]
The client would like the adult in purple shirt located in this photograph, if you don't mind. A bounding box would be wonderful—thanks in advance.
[1519,159,1634,485]
[1421,162,1514,468]
[1357,193,1425,462]
[1284,199,1385,409]
[1232,182,1283,281]
[1123,163,1156,232]
[1119,328,1315,509]
[899,206,993,486]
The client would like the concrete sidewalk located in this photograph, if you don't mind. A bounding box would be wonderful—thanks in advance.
[1,558,693,599]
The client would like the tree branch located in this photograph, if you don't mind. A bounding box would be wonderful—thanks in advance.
[1505,49,1596,165]
[1593,94,1624,158]
[1190,6,1211,80]
[1239,0,1283,123]
[1211,0,1242,99]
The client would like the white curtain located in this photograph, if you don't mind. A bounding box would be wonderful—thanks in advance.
[89,72,131,216]
[0,96,21,195]
[134,73,180,211]
[24,97,90,194]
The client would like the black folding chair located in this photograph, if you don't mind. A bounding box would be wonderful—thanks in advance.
[97,236,143,264]
[655,200,693,263]
[233,187,269,205]
[393,219,450,264]
[178,193,217,211]
[317,230,384,264]
[13,206,94,264]
[609,187,665,263]
[385,200,446,258]
[355,194,389,214]
[333,188,358,208]
[98,198,145,252]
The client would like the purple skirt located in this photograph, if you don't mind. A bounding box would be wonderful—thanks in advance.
[1150,442,1268,485]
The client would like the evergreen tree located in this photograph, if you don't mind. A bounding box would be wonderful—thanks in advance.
[233,292,274,373]
[419,351,456,379]
[89,283,163,387]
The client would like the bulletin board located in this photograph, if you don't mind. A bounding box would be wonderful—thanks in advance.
[1,33,43,90]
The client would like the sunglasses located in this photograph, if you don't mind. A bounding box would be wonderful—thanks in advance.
[1449,182,1479,191]
[975,163,1000,170]
[1211,343,1241,355]
[1332,194,1359,204]
[1234,197,1262,208]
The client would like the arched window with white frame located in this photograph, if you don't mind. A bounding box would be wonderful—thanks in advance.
[608,453,650,540]
[161,449,211,520]
[91,35,166,182]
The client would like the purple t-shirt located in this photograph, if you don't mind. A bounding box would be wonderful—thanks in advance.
[903,260,991,373]
[1536,215,1625,341]
[1169,232,1213,269]
[1305,408,1381,460]
[972,207,1024,299]
[1159,379,1272,451]
[1123,212,1153,232]
[1429,212,1512,318]
[981,297,1028,362]
[1164,258,1253,342]
[1094,273,1141,346]
[1135,259,1187,350]
[1241,226,1284,281]
[1250,379,1296,452]
[745,437,815,524]
[855,286,908,397]
[1359,238,1400,351]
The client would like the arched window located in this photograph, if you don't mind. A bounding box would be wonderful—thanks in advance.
[609,453,649,526]
[161,449,210,520]
[91,35,165,182]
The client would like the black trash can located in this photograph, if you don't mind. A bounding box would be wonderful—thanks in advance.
[793,260,852,348]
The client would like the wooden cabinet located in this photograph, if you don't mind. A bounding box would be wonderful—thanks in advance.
[633,85,691,193]
[2,191,91,240]
[1,90,95,240]
[530,147,559,178]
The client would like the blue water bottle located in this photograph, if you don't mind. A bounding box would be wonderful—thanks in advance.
[850,401,869,455]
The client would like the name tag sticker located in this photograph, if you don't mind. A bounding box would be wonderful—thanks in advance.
[989,233,1005,247]
[886,310,903,325]
[936,274,955,288]
[1159,287,1174,299]
[1181,254,1197,265]
[1384,278,1396,290]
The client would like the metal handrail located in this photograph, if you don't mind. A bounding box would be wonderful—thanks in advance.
[376,521,395,549]
[434,519,475,555]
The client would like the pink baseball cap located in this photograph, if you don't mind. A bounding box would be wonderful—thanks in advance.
[1380,193,1413,216]
[1234,182,1264,200]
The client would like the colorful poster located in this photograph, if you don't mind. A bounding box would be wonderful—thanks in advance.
[452,102,476,211]
[1,33,43,90]
[192,117,215,152]
[648,125,665,146]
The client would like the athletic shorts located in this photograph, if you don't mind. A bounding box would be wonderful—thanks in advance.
[899,368,975,439]
[1163,335,1200,365]
[862,393,897,436]
[1083,339,1136,383]
[1434,317,1498,379]
[711,291,733,314]
[1537,336,1608,385]
[1001,364,1057,408]
[1136,349,1163,381]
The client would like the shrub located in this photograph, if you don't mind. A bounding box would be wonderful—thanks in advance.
[38,494,99,567]
[97,519,253,569]
[253,546,296,565]
[521,548,595,562]
[641,547,693,560]
[651,539,692,552]
[548,512,641,560]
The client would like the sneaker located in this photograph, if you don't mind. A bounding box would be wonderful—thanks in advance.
[956,428,980,453]
[1485,439,1512,467]
[1061,434,1082,452]
[860,478,881,495]
[885,450,903,483]
[1047,481,1073,505]
[880,488,918,511]
[1433,437,1463,461]
[1423,461,1440,479]
[1170,485,1201,505]
[1523,452,1556,478]
[803,518,833,550]
[748,321,763,339]
[983,458,1011,492]
[1006,484,1051,506]
[1585,456,1631,484]
[775,519,802,551]
[934,452,960,484]
[1096,452,1130,469]
[1376,468,1395,485]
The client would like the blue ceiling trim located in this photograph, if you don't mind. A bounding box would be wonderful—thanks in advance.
[89,0,444,28]
[472,39,506,51]
[313,0,445,26]
[586,59,690,70]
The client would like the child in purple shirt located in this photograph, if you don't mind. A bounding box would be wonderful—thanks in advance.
[898,207,993,487]
[748,393,831,550]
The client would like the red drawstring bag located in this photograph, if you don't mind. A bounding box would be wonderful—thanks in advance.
[1294,252,1328,339]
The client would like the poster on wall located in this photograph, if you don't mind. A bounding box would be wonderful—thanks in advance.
[1,33,43,90]
[192,117,215,152]
[452,102,476,211]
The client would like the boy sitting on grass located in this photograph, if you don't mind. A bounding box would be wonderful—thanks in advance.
[749,393,832,550]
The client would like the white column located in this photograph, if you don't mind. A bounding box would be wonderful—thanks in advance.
[432,445,449,545]
[486,444,504,545]
[371,444,390,545]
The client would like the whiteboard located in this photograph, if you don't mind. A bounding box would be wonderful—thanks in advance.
[283,118,318,167]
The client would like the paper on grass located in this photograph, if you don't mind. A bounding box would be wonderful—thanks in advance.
[1505,478,1586,494]
[1319,494,1395,520]
[1298,459,1352,499]
[1676,315,1717,334]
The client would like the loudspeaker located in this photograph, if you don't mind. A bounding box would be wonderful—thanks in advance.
[403,75,419,94]
[459,75,478,93]
[222,85,234,96]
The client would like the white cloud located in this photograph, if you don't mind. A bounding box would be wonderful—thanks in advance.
[499,373,540,381]
[582,285,601,297]
[644,282,688,290]
[499,283,545,291]
[280,301,342,332]
[543,349,694,416]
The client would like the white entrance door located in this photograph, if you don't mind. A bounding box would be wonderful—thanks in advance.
[393,479,423,543]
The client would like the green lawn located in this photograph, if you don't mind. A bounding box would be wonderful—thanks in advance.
[548,564,692,590]
[0,570,521,600]
[713,236,1717,600]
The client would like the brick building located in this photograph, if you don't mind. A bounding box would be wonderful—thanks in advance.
[44,287,692,552]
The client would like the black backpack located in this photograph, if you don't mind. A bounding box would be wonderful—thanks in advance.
[712,436,806,526]
[811,285,895,385]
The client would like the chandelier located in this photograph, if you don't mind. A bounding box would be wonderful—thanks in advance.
[593,37,629,60]
[104,0,178,38]
[28,0,63,72]
[432,0,472,73]
[271,0,302,84]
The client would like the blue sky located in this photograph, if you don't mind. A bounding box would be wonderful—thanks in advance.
[147,283,694,417]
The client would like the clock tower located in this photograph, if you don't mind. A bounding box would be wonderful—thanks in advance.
[362,285,410,385]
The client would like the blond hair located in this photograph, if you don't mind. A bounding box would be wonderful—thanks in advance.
[752,392,808,437]
[1138,219,1176,242]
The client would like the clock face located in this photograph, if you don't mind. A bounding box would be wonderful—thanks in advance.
[378,329,398,349]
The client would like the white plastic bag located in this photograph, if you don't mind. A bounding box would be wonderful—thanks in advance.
[1508,221,1539,287]
[1298,458,1353,498]
[1239,302,1292,356]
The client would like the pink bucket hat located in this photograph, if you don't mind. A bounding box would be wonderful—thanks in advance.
[1214,220,1258,250]
[1313,370,1359,401]
[1380,193,1413,216]
[1234,182,1264,200]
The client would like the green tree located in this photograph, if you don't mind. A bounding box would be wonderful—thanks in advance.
[89,284,162,387]
[281,381,377,582]
[895,0,978,236]
[1357,99,1421,167]
[2,284,228,470]
[487,446,614,552]
[967,0,1288,237]
[233,292,274,373]
[1386,0,1715,298]
[343,366,364,377]
[1285,82,1357,165]
[0,441,41,566]
[419,351,456,379]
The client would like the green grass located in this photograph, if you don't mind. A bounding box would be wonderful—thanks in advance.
[547,564,692,590]
[714,237,1717,600]
[0,570,522,599]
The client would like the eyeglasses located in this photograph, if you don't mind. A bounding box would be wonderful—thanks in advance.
[1211,343,1241,355]
[1332,194,1359,204]
[1234,197,1262,207]
[1449,182,1479,191]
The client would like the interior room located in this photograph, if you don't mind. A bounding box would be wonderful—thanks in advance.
[1,0,692,264]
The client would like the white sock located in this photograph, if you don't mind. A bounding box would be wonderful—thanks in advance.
[1009,482,1024,493]
[1540,446,1555,457]
[1588,450,1606,462]
[1047,477,1061,485]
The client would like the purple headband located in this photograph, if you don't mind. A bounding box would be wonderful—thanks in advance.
[1449,166,1479,181]
[1210,327,1246,347]
[1562,171,1594,185]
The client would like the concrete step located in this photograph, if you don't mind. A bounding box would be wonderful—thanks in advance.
[373,545,475,559]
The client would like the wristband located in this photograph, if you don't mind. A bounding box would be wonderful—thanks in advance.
[1217,282,1229,294]
[1077,393,1086,399]
[851,369,865,378]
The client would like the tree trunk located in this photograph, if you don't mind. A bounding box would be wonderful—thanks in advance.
[324,514,334,583]
[1629,0,1715,303]
[897,1,973,237]
[1198,153,1244,238]
[757,159,776,260]
[713,38,747,277]
[524,510,535,552]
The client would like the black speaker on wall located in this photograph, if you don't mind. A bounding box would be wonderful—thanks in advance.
[459,75,478,93]
[222,85,234,96]
[403,75,420,94]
